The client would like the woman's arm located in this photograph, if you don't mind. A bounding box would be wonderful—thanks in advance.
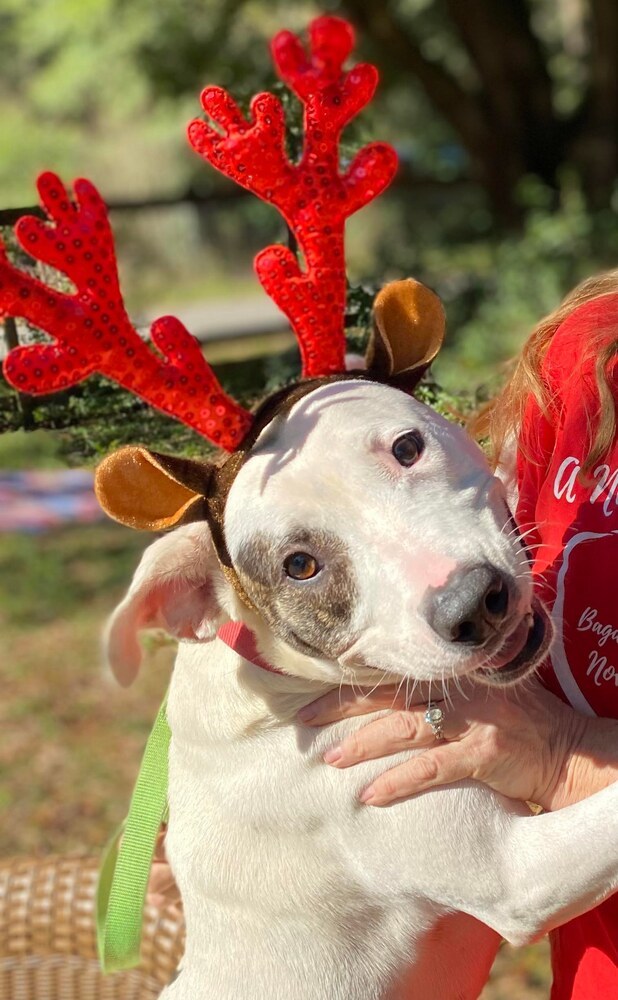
[551,713,618,810]
[298,680,618,809]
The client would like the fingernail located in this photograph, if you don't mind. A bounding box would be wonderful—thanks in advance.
[297,706,317,723]
[359,786,375,804]
[323,745,342,764]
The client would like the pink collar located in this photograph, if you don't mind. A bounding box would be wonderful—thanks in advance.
[217,621,285,675]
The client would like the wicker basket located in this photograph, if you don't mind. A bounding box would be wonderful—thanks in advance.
[0,856,185,1000]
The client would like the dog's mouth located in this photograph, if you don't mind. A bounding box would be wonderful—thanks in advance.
[474,600,551,686]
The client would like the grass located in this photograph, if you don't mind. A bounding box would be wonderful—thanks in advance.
[482,940,551,999]
[0,427,551,995]
[0,432,172,853]
[0,519,171,857]
[0,428,67,470]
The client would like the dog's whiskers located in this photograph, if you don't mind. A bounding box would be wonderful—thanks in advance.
[362,668,391,702]
[406,675,421,709]
[392,672,409,709]
[453,673,468,701]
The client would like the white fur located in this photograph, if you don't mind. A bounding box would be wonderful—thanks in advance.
[225,382,528,683]
[107,381,618,999]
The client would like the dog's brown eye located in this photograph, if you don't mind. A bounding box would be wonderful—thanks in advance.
[284,552,320,580]
[392,431,424,467]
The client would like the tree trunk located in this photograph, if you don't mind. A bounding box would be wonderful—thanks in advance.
[574,0,618,208]
[342,0,616,225]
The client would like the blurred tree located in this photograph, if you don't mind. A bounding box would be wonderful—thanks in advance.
[1,0,614,227]
[133,0,617,227]
[342,0,616,225]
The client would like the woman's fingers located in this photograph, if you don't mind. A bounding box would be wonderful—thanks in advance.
[298,676,579,807]
[360,743,474,806]
[323,705,458,766]
[147,825,183,909]
[297,684,427,725]
[146,860,183,908]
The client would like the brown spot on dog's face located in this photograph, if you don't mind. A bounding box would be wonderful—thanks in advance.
[234,529,358,659]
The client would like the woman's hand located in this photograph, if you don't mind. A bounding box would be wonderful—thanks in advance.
[298,679,618,810]
[147,826,183,915]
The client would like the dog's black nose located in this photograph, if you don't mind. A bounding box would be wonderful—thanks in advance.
[426,564,510,646]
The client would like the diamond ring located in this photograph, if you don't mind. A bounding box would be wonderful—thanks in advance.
[424,703,446,740]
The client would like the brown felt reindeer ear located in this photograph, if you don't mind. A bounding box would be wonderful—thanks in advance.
[366,278,446,391]
[95,446,214,532]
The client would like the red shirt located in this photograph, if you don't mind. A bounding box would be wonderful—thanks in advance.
[517,292,618,998]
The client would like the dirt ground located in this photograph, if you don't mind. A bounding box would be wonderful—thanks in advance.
[0,519,552,996]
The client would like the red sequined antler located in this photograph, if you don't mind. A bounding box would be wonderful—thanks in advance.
[188,15,398,378]
[0,173,252,451]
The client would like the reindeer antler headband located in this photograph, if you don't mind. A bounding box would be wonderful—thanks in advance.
[0,15,398,453]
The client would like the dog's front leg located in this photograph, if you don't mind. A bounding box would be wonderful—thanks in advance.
[483,783,618,944]
[345,778,618,947]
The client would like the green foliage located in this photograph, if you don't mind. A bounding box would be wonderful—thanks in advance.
[0,359,276,465]
[0,0,327,205]
[0,0,166,203]
[434,181,617,390]
[353,176,617,392]
[0,428,66,470]
[0,521,145,628]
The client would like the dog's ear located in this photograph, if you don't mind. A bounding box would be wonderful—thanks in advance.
[95,445,213,531]
[366,278,445,390]
[104,523,227,686]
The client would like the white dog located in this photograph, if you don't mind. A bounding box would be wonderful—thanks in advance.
[98,283,618,999]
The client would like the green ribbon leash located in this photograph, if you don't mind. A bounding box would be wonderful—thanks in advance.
[96,695,171,973]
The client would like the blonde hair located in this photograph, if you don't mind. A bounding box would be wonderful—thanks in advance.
[471,270,618,476]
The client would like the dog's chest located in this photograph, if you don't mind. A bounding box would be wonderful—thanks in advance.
[167,659,378,914]
[163,641,500,999]
[165,645,431,968]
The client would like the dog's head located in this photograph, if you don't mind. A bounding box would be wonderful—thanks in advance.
[99,281,550,690]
